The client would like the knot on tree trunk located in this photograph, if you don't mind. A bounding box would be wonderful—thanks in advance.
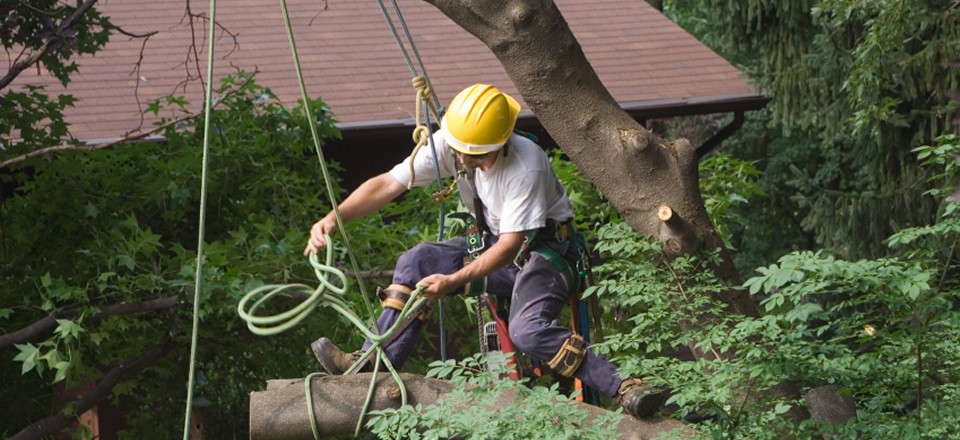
[510,4,536,29]
[618,127,653,154]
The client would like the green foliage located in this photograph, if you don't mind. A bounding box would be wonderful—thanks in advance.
[0,85,77,151]
[698,154,764,249]
[665,0,960,261]
[913,133,960,213]
[548,149,620,233]
[0,73,427,438]
[367,355,622,440]
[584,139,960,438]
[1,1,112,85]
[1,1,112,152]
[13,318,84,382]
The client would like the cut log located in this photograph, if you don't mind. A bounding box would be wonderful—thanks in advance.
[249,373,693,439]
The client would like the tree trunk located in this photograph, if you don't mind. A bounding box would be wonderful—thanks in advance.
[248,373,693,439]
[422,0,807,421]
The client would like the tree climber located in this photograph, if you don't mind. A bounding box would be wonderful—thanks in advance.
[303,84,663,418]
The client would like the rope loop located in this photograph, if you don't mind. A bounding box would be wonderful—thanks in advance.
[406,75,443,189]
[411,124,431,146]
[236,235,347,336]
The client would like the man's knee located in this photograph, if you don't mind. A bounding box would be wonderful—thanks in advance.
[508,317,543,353]
[396,243,430,268]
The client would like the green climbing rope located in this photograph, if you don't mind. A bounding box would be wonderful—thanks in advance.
[237,232,431,436]
[236,2,440,437]
[236,241,346,336]
[181,0,218,437]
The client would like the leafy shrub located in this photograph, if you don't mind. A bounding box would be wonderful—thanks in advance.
[585,133,960,438]
[367,354,622,440]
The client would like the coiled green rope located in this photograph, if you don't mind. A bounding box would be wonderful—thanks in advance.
[237,233,429,436]
[234,2,435,437]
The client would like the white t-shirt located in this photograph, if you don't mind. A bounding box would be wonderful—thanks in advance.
[389,130,574,235]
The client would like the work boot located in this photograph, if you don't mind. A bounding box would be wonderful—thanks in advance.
[618,378,665,418]
[310,337,368,375]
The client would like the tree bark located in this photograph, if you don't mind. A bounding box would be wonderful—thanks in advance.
[249,373,692,439]
[0,296,180,349]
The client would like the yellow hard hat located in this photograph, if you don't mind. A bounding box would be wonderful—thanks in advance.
[441,84,521,155]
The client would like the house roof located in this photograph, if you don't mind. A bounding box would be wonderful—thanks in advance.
[8,0,763,143]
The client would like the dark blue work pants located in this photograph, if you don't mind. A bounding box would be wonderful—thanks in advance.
[360,235,622,398]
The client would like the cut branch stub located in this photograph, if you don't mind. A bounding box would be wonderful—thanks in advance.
[656,204,698,257]
[249,374,694,439]
[657,205,674,223]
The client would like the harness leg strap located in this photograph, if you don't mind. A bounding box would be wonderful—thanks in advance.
[378,284,430,320]
[547,333,587,377]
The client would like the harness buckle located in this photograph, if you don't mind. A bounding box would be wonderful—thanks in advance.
[466,225,488,255]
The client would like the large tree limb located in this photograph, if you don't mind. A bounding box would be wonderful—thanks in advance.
[9,338,175,440]
[420,0,807,422]
[249,374,692,439]
[0,296,179,350]
[422,0,753,315]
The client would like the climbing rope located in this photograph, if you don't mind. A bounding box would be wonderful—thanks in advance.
[375,0,455,362]
[181,0,218,437]
[239,236,430,436]
[406,75,443,190]
[234,2,441,436]
[236,245,347,336]
[375,0,441,111]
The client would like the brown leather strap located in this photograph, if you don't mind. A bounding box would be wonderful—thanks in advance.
[377,284,430,321]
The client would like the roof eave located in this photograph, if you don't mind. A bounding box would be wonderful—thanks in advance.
[336,92,770,134]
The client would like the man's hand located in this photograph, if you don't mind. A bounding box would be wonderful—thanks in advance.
[417,274,459,301]
[416,232,524,301]
[303,216,337,256]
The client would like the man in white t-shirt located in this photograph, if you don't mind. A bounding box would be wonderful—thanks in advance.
[304,84,662,418]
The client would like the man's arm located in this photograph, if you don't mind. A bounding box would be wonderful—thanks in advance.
[303,172,407,255]
[418,231,526,300]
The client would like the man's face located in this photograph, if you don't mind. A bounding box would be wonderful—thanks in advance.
[455,150,491,170]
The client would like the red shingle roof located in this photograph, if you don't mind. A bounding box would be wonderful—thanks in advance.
[8,0,760,142]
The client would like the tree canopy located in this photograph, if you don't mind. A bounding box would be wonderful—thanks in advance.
[667,0,960,261]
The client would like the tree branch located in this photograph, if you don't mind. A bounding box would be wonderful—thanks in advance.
[0,296,179,350]
[250,374,693,439]
[0,0,101,91]
[9,338,176,440]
